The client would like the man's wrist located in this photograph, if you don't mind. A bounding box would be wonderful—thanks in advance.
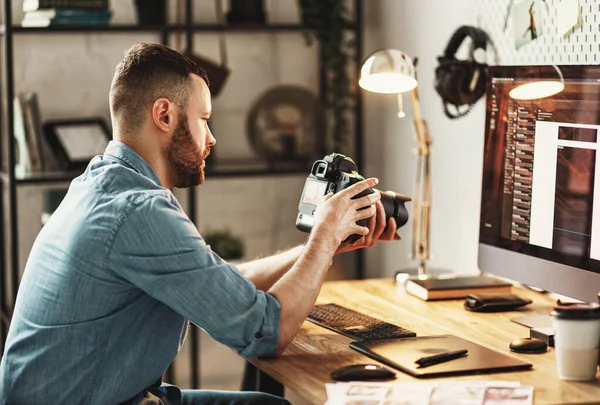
[309,224,342,249]
[302,232,336,266]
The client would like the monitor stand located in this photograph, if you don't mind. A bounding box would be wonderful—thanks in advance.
[511,314,553,328]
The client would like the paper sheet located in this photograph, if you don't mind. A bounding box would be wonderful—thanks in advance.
[324,381,533,405]
[557,0,581,37]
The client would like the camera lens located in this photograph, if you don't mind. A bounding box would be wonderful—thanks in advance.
[347,188,411,243]
[377,189,410,229]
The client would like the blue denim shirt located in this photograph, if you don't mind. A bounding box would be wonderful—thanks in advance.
[0,141,281,405]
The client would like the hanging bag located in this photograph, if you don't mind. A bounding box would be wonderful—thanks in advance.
[176,0,230,96]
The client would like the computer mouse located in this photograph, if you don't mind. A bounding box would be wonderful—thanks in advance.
[331,363,396,381]
[509,337,547,354]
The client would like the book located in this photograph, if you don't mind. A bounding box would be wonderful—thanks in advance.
[21,15,111,27]
[23,0,108,12]
[17,92,44,173]
[21,8,112,27]
[21,92,62,172]
[13,96,32,177]
[404,275,512,301]
[22,8,111,19]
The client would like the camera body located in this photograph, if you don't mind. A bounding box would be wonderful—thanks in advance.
[296,153,411,243]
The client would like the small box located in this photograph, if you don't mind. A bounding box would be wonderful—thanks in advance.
[530,326,555,347]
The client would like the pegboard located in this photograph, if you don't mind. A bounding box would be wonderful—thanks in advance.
[470,0,600,65]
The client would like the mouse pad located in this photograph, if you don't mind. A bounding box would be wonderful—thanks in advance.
[349,334,532,378]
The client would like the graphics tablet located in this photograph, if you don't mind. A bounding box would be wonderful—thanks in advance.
[349,334,532,378]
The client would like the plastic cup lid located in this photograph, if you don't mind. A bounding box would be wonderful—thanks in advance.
[551,301,600,320]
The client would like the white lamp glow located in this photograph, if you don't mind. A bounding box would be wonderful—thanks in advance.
[359,49,417,119]
[508,81,565,100]
[509,65,565,100]
[359,49,417,94]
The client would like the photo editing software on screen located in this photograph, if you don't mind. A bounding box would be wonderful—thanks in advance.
[480,65,600,273]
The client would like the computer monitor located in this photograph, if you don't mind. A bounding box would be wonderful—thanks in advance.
[478,65,600,303]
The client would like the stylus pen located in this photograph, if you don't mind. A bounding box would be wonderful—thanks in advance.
[415,349,468,368]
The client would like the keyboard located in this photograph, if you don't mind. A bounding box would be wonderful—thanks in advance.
[307,303,416,341]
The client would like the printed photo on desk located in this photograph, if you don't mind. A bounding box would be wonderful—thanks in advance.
[43,118,112,171]
[324,380,534,405]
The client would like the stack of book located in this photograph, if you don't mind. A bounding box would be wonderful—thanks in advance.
[404,275,513,301]
[21,0,111,27]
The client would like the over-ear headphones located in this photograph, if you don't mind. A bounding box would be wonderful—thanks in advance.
[434,26,489,120]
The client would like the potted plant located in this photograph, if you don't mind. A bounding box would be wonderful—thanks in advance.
[297,0,355,153]
[204,228,245,261]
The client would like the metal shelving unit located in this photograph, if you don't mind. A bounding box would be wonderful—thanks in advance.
[6,22,357,33]
[0,0,364,390]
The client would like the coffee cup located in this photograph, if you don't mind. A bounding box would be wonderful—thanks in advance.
[551,302,600,381]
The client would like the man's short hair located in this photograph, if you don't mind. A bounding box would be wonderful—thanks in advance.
[109,43,209,136]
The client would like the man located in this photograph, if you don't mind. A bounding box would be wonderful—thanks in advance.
[0,43,399,405]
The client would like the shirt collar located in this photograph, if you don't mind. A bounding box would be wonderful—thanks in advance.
[103,140,163,187]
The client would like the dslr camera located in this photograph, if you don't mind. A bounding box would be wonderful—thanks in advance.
[296,153,411,243]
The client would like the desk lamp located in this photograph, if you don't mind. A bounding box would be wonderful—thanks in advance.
[359,49,433,279]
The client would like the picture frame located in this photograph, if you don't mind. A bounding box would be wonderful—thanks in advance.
[42,118,112,171]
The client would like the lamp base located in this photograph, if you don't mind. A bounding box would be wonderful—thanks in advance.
[393,266,454,285]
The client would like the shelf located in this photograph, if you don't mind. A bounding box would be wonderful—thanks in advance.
[14,170,84,184]
[207,167,307,178]
[4,166,306,185]
[3,23,357,35]
[7,24,167,34]
[167,23,357,32]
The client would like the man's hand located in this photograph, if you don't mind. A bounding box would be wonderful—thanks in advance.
[310,178,382,248]
[270,177,383,355]
[335,197,400,254]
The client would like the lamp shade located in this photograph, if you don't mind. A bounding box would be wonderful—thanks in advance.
[508,81,564,100]
[509,65,565,100]
[359,49,417,94]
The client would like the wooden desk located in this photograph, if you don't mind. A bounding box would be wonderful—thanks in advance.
[245,278,600,405]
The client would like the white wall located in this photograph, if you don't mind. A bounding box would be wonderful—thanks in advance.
[362,0,485,278]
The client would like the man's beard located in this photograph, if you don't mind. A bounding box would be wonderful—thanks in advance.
[164,113,210,188]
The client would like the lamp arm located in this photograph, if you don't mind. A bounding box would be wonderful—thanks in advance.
[409,87,433,277]
[421,119,433,262]
[411,139,423,263]
[552,64,564,86]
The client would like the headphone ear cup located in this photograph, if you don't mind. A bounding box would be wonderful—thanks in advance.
[435,60,488,107]
[435,60,473,106]
[434,58,457,103]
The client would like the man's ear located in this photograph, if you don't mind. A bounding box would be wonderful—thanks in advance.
[151,98,174,133]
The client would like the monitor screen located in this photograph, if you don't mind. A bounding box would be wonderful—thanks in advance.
[478,65,600,302]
